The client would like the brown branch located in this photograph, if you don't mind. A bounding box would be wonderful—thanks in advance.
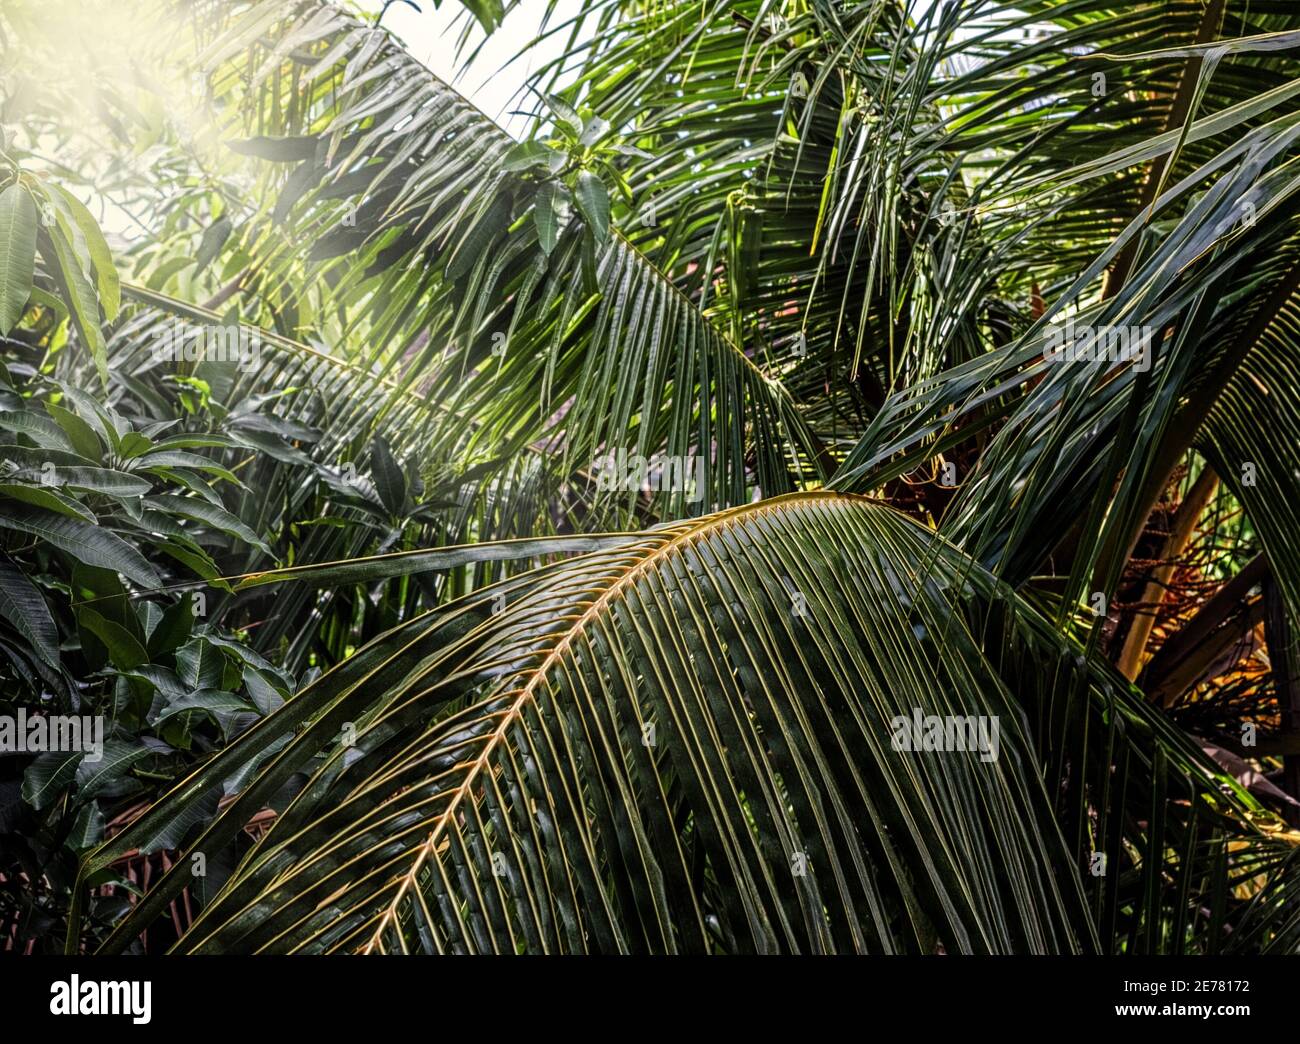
[1143,553,1268,706]
[1117,465,1219,679]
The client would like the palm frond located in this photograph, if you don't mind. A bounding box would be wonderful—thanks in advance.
[86,493,1284,954]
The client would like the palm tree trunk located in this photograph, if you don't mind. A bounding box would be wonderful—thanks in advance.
[1117,466,1219,680]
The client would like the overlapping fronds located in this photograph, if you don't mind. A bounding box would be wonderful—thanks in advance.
[86,494,1288,954]
[185,0,824,521]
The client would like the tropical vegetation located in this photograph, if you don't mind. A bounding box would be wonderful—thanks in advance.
[1,0,1299,954]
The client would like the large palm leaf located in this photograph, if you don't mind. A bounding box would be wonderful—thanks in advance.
[186,0,826,521]
[84,493,1285,953]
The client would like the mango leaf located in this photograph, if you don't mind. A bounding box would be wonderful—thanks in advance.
[369,436,405,517]
[544,92,583,136]
[501,141,561,173]
[39,220,107,386]
[575,170,611,244]
[145,493,273,554]
[148,594,195,658]
[76,605,149,670]
[51,184,120,321]
[0,183,36,335]
[0,483,96,522]
[0,559,58,667]
[0,504,160,587]
[22,752,83,811]
[152,688,254,727]
[75,739,150,799]
[176,638,229,690]
[46,402,104,460]
[534,182,563,256]
[49,467,152,497]
[64,800,105,851]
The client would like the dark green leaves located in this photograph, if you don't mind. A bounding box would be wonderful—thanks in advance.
[0,559,57,666]
[0,504,160,587]
[6,0,1298,961]
[144,494,273,555]
[51,185,119,321]
[543,92,582,137]
[33,180,117,384]
[152,689,253,728]
[22,753,82,811]
[75,740,150,800]
[91,494,1265,955]
[369,436,405,517]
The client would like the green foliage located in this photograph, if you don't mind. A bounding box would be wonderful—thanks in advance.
[2,0,1300,955]
[0,353,308,949]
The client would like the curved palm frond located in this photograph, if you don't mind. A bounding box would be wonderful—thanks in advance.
[85,493,1287,954]
[188,0,826,520]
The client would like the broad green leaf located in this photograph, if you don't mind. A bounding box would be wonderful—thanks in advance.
[501,141,560,173]
[153,688,254,727]
[579,116,610,147]
[0,183,36,335]
[39,215,107,385]
[176,638,229,690]
[118,431,153,459]
[22,752,83,811]
[65,800,105,851]
[51,184,120,321]
[148,593,194,658]
[544,92,583,136]
[135,449,242,484]
[0,559,59,667]
[575,170,611,244]
[535,182,562,256]
[50,467,152,497]
[0,408,76,450]
[76,605,149,670]
[145,493,273,554]
[0,483,96,522]
[46,403,104,461]
[0,504,160,587]
[75,739,150,799]
[242,667,284,716]
[369,436,405,516]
